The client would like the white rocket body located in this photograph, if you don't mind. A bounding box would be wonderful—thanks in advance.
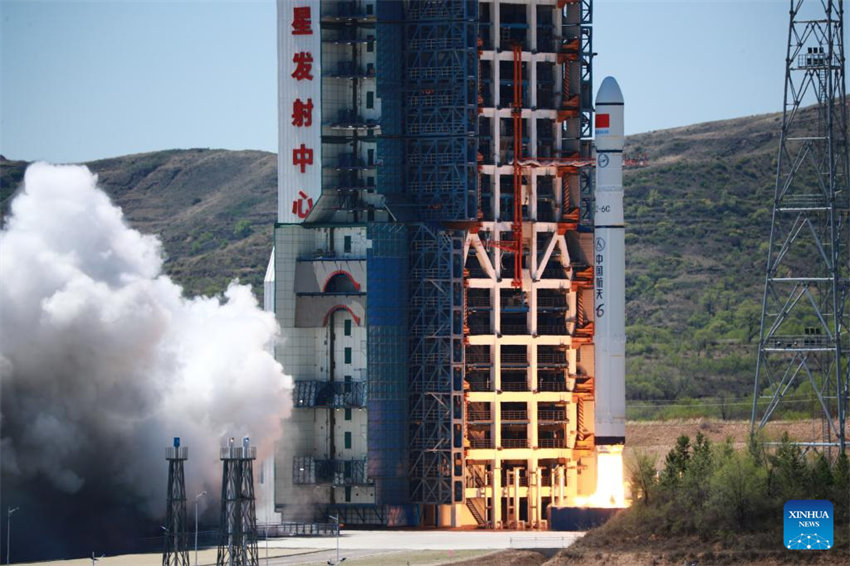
[593,77,626,445]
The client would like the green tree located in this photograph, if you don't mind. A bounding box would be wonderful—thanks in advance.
[768,432,808,500]
[661,435,691,487]
[809,453,833,500]
[681,433,715,534]
[627,451,658,505]
[830,452,849,524]
[706,449,768,532]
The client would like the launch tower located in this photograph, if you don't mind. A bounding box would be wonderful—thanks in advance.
[271,0,624,528]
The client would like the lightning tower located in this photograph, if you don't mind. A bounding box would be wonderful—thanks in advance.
[163,438,189,566]
[216,437,259,566]
[751,0,848,452]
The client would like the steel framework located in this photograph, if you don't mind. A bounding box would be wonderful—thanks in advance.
[408,223,466,505]
[751,0,849,452]
[216,439,259,566]
[403,0,478,221]
[404,0,476,508]
[163,439,189,566]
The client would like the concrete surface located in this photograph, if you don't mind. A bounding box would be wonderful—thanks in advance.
[16,529,584,565]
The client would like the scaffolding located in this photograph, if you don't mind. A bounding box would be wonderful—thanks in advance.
[460,0,595,529]
[408,223,466,505]
[751,0,848,453]
[403,0,478,221]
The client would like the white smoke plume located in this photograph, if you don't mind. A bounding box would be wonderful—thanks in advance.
[0,163,291,558]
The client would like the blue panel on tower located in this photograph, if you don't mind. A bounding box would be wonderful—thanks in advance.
[366,223,409,505]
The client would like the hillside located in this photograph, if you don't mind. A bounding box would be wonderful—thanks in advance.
[0,108,829,415]
[621,112,784,416]
[1,149,277,296]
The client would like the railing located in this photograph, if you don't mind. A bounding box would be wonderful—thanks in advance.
[467,378,492,392]
[274,522,338,537]
[538,380,567,392]
[292,457,370,486]
[536,296,568,308]
[538,324,566,335]
[468,320,491,335]
[501,324,529,335]
[469,438,495,449]
[500,295,527,308]
[766,335,834,350]
[779,193,829,209]
[538,410,567,422]
[467,465,488,488]
[501,353,528,364]
[467,296,492,308]
[500,381,529,392]
[500,410,529,421]
[537,352,567,364]
[327,62,375,79]
[501,439,529,449]
[466,350,490,364]
[321,1,375,20]
[165,447,188,460]
[220,446,256,460]
[467,410,492,421]
[466,497,488,526]
[538,438,567,449]
[797,51,840,69]
[293,380,367,408]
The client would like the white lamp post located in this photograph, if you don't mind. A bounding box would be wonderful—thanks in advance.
[6,507,19,566]
[194,491,207,566]
[327,515,345,565]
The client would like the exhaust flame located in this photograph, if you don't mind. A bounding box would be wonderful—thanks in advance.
[575,446,629,508]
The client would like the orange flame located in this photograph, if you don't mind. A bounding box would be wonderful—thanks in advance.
[574,446,630,508]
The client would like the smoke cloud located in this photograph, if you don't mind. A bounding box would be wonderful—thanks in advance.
[0,163,291,559]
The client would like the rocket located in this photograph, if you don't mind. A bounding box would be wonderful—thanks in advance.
[593,77,626,445]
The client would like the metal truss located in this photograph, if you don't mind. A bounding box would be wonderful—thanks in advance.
[163,444,189,566]
[752,0,848,453]
[408,224,465,505]
[403,0,478,221]
[216,443,259,566]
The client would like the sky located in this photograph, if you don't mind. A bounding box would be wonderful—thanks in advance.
[0,0,806,164]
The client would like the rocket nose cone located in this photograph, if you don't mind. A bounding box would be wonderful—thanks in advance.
[596,77,624,105]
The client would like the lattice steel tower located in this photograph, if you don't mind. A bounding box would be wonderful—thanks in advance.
[163,437,189,566]
[216,437,258,566]
[751,0,848,452]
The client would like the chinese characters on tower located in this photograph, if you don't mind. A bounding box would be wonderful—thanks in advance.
[277,1,321,222]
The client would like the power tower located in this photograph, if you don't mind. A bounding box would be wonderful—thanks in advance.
[163,437,190,566]
[751,0,849,453]
[216,437,258,566]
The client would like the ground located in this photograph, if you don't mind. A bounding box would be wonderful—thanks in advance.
[624,418,829,465]
[17,420,846,566]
